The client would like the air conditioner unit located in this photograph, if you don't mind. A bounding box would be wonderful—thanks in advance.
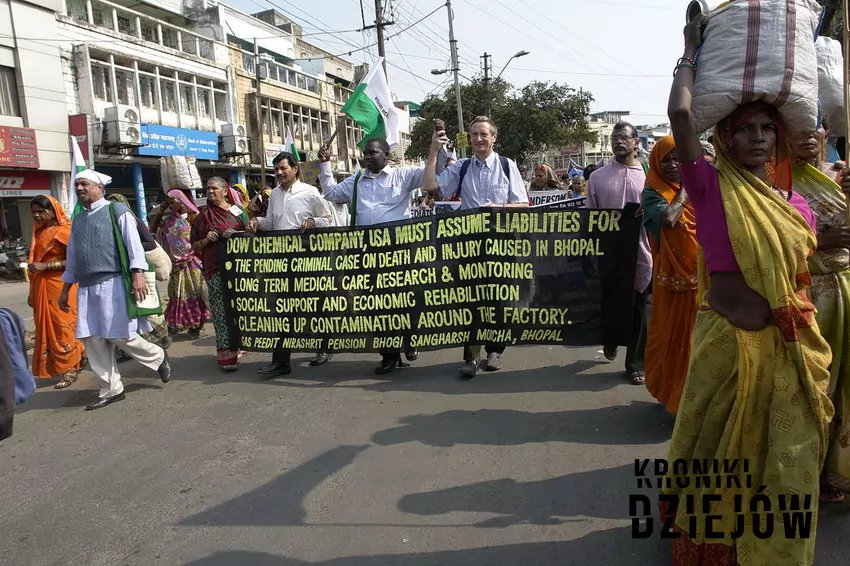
[221,123,246,137]
[220,123,248,154]
[104,104,141,145]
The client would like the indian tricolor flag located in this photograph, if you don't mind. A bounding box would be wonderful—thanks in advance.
[284,126,301,161]
[68,135,86,218]
[341,58,399,149]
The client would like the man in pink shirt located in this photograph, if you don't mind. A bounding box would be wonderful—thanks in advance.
[586,122,652,385]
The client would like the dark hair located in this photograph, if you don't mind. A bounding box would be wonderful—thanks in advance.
[272,152,299,169]
[30,195,55,213]
[364,137,391,153]
[612,121,639,139]
[583,164,599,179]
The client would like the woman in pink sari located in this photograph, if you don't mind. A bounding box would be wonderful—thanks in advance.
[157,190,209,339]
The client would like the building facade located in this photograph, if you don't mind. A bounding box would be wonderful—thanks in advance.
[0,0,68,240]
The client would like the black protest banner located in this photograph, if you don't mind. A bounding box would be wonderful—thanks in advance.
[220,205,640,353]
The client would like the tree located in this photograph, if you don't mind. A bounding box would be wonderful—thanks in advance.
[406,77,596,165]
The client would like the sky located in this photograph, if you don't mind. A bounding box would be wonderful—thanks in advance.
[229,0,687,126]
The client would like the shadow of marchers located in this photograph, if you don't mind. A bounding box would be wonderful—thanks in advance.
[181,525,670,565]
[272,358,627,397]
[398,463,645,524]
[178,445,368,526]
[370,401,671,448]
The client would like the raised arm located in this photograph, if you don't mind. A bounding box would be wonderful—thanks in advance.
[317,145,356,204]
[668,14,705,164]
[423,128,448,193]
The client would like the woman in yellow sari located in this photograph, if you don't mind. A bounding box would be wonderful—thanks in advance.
[662,16,833,565]
[641,135,698,414]
[28,195,86,388]
[790,127,850,503]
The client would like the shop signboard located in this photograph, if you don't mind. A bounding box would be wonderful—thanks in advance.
[68,114,94,165]
[0,171,51,198]
[0,126,39,168]
[138,124,219,160]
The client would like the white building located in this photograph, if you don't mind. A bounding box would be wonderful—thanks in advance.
[1,0,68,240]
[57,0,236,220]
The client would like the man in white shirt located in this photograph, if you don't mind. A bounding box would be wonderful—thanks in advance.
[247,152,332,378]
[422,116,529,380]
[319,137,423,375]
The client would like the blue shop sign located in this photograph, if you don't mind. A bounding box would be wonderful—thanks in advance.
[138,124,219,160]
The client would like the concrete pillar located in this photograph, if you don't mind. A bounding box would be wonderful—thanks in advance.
[131,162,147,224]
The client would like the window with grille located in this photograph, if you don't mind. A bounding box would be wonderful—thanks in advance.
[214,91,227,121]
[117,14,134,35]
[198,88,211,118]
[161,80,176,112]
[115,69,134,105]
[180,84,194,114]
[91,63,112,102]
[0,66,20,117]
[140,75,156,109]
[141,22,157,42]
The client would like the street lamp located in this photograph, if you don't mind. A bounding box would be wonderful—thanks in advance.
[486,50,529,116]
[496,50,530,80]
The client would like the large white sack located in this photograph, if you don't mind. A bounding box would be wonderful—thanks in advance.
[816,36,846,136]
[159,157,178,190]
[692,0,822,133]
[186,156,202,189]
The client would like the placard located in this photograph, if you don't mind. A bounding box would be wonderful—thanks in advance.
[220,205,640,353]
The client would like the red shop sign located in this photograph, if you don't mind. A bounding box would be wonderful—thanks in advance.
[0,171,51,198]
[0,126,39,169]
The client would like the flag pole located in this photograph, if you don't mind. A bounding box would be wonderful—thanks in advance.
[325,115,346,147]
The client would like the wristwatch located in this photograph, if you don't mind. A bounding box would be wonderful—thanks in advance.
[130,268,145,274]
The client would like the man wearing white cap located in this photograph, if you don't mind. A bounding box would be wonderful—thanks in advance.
[58,169,171,410]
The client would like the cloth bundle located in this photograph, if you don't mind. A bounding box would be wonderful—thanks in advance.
[692,0,823,133]
[816,36,846,136]
[160,156,202,191]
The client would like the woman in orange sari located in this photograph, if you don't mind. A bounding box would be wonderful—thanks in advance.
[28,195,85,388]
[640,135,698,414]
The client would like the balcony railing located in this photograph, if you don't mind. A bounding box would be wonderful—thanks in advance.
[66,0,215,62]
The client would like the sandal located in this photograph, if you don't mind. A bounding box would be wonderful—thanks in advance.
[221,364,239,372]
[629,371,646,385]
[820,483,845,503]
[55,374,77,389]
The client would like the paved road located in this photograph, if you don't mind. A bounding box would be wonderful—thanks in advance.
[0,281,846,565]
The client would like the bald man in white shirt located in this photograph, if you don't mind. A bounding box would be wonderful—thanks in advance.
[319,137,422,375]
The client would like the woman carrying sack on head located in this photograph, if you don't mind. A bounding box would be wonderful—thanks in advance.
[790,125,850,503]
[662,14,832,565]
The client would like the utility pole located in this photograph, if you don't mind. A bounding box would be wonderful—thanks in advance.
[254,38,267,187]
[579,87,587,167]
[481,52,492,116]
[446,0,465,158]
[364,0,394,77]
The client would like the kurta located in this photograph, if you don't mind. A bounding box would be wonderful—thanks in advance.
[61,198,151,339]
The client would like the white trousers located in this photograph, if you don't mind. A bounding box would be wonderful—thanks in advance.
[82,335,165,399]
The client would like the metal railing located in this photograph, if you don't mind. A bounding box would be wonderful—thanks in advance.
[66,0,215,62]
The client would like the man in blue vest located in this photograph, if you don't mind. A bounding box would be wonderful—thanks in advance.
[59,169,171,410]
[422,116,529,379]
[319,138,422,374]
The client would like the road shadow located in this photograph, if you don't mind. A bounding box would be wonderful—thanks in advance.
[265,358,627,396]
[181,525,670,565]
[371,401,671,448]
[179,445,368,526]
[398,463,642,524]
[17,377,164,413]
